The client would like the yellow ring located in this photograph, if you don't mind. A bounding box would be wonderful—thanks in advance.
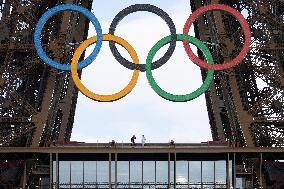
[71,34,140,102]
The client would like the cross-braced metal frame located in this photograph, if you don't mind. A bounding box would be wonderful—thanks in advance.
[190,0,284,147]
[0,0,92,147]
[190,0,284,188]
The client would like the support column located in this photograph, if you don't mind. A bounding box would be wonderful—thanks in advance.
[168,153,170,189]
[109,153,112,189]
[50,153,53,189]
[115,153,118,189]
[96,161,98,187]
[174,153,176,189]
[260,153,263,188]
[142,161,144,189]
[56,153,59,189]
[69,161,71,189]
[251,168,254,188]
[187,161,189,189]
[226,153,230,189]
[155,161,157,189]
[214,161,216,189]
[23,160,27,189]
[129,161,131,189]
[201,161,203,189]
[233,153,236,189]
[83,161,85,189]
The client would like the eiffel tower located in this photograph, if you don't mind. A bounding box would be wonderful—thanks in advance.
[0,0,283,188]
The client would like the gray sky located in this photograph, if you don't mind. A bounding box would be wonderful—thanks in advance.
[71,0,213,143]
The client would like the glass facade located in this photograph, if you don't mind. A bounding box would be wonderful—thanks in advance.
[53,160,233,188]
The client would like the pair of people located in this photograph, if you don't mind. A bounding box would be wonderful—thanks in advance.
[131,135,146,147]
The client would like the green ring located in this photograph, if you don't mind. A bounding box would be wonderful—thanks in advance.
[146,34,214,102]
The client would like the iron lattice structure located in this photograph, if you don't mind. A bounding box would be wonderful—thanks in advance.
[190,0,284,148]
[0,0,92,147]
[190,0,284,187]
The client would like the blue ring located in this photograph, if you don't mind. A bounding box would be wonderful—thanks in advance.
[34,4,103,71]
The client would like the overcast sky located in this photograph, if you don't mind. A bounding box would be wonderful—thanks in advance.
[71,0,213,143]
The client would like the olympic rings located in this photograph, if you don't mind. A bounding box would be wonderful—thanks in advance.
[109,4,177,72]
[183,4,251,70]
[71,34,140,102]
[146,34,214,102]
[34,4,103,71]
[34,3,252,102]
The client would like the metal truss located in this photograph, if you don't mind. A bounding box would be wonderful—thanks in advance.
[190,0,284,148]
[0,0,92,147]
[190,0,284,188]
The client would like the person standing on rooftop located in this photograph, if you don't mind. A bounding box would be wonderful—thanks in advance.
[131,135,136,146]
[141,135,146,147]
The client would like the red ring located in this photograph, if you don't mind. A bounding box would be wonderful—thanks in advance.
[183,4,251,70]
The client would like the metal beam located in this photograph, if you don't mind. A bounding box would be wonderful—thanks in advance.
[1,146,283,154]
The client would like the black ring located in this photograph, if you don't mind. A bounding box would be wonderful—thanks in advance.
[109,4,177,72]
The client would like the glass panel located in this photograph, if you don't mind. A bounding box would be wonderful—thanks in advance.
[130,161,142,183]
[84,161,96,182]
[111,161,115,183]
[215,161,226,185]
[71,161,83,183]
[60,161,70,183]
[97,161,109,183]
[176,161,188,184]
[156,161,167,183]
[229,160,233,188]
[143,161,155,183]
[53,161,56,186]
[237,177,243,189]
[118,161,129,183]
[189,161,201,184]
[170,161,174,184]
[202,161,214,183]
